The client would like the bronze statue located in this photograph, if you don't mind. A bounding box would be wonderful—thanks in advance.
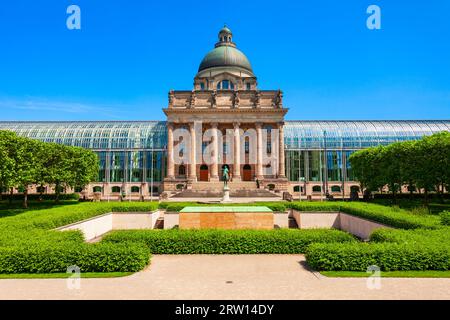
[222,165,230,187]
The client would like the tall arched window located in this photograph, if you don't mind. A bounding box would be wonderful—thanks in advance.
[178,165,186,176]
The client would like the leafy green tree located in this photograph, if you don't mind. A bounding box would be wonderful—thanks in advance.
[0,131,17,202]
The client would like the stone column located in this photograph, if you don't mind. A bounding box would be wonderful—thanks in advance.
[211,122,219,180]
[189,122,197,181]
[256,122,264,179]
[233,122,241,181]
[167,122,174,179]
[278,122,286,178]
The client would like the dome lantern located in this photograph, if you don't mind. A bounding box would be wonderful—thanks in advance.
[197,26,254,76]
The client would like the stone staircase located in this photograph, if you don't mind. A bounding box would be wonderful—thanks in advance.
[191,181,257,191]
[171,180,281,199]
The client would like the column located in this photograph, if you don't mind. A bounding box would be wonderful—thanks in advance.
[256,122,263,179]
[189,122,197,181]
[278,122,286,178]
[210,122,219,180]
[233,122,241,181]
[167,122,174,179]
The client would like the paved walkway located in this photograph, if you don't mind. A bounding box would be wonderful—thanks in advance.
[0,255,448,300]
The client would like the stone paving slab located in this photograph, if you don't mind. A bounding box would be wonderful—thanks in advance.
[0,255,448,300]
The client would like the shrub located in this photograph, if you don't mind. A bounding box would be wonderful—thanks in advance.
[306,242,450,271]
[0,243,150,273]
[110,202,159,212]
[440,211,450,226]
[102,229,355,254]
[287,201,440,229]
[0,202,154,273]
[159,202,287,213]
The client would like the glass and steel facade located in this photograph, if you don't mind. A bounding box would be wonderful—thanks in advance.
[1,120,449,186]
[0,121,167,185]
[284,120,450,182]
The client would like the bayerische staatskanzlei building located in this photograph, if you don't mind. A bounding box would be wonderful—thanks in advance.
[1,26,450,200]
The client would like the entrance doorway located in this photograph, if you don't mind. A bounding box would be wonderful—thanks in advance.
[199,164,209,181]
[243,164,252,181]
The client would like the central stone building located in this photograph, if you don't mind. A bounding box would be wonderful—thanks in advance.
[163,26,289,193]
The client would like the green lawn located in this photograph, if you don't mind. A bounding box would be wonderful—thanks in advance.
[321,270,450,278]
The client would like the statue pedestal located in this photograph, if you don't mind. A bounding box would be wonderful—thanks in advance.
[221,186,232,203]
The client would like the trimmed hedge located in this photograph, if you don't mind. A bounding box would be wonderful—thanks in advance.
[2,193,80,201]
[0,202,155,273]
[0,243,150,273]
[102,229,355,254]
[287,201,440,229]
[306,242,450,271]
[370,227,450,247]
[440,211,450,226]
[159,202,287,213]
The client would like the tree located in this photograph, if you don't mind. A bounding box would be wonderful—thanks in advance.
[13,136,41,208]
[0,131,17,202]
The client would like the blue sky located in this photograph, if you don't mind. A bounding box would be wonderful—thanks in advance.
[0,0,449,121]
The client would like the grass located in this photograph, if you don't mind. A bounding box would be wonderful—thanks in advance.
[321,270,450,278]
[0,272,133,279]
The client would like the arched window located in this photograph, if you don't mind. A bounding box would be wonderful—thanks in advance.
[178,165,186,176]
[93,186,102,193]
[350,186,360,193]
[331,186,341,192]
[312,186,321,193]
[131,186,140,193]
[217,80,234,90]
[267,184,275,191]
[111,186,121,193]
[293,185,303,192]
[149,186,159,194]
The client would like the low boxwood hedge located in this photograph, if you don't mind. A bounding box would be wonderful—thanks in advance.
[159,202,287,213]
[0,202,156,274]
[306,242,450,271]
[0,242,150,273]
[287,201,440,229]
[102,228,355,254]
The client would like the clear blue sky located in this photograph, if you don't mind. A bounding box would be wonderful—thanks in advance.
[0,0,449,121]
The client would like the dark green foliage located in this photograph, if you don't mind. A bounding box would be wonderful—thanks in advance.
[440,211,450,226]
[306,242,450,271]
[349,132,450,203]
[0,243,150,273]
[102,228,355,254]
[287,201,440,229]
[0,202,154,273]
[4,193,80,201]
[159,202,287,212]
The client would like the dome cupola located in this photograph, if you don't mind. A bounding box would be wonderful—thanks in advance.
[197,26,254,75]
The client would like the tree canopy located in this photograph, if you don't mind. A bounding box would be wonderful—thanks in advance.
[0,130,99,207]
[349,131,450,203]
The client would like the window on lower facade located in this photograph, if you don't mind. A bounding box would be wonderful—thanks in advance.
[111,186,121,193]
[312,186,322,192]
[331,186,341,192]
[131,186,140,193]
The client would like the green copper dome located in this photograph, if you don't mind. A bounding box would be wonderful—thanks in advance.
[198,46,253,73]
[198,26,253,74]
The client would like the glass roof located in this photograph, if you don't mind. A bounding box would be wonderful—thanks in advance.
[284,120,450,149]
[1,120,449,151]
[0,121,167,150]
